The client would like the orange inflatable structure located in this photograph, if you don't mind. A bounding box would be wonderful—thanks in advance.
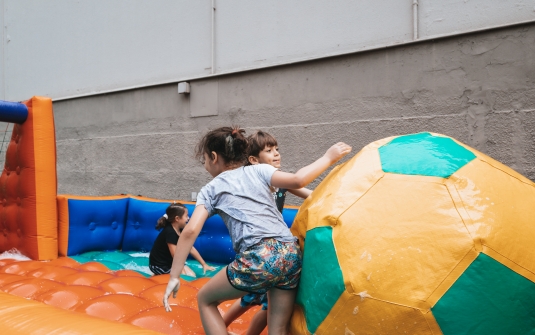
[0,97,266,334]
[0,257,262,334]
[0,97,57,260]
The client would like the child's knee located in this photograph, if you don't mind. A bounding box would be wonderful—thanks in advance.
[197,286,222,308]
[197,286,211,306]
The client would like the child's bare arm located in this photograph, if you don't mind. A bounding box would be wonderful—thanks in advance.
[287,188,312,199]
[271,142,351,190]
[189,246,216,273]
[163,205,209,311]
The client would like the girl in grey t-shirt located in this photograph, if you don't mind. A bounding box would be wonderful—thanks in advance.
[163,126,351,334]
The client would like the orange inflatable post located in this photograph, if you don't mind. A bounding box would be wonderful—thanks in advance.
[0,97,57,260]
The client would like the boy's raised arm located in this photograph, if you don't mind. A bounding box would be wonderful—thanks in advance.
[288,187,312,199]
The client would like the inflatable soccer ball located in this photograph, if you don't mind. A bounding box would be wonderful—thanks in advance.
[291,132,535,335]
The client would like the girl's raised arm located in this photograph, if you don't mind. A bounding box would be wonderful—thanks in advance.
[271,142,351,190]
[163,205,209,312]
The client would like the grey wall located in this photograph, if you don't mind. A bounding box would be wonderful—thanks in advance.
[53,23,535,205]
[2,0,535,101]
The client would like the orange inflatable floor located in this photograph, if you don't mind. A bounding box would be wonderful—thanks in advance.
[0,257,265,334]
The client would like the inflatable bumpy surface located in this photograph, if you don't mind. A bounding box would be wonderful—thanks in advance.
[290,132,535,335]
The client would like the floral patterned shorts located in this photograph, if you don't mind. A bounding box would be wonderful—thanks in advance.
[227,238,302,294]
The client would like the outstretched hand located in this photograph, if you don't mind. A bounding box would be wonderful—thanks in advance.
[203,264,216,274]
[324,142,352,164]
[163,277,180,312]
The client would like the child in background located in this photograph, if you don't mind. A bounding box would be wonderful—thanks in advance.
[222,130,312,335]
[149,203,215,276]
[163,126,351,335]
[247,130,312,209]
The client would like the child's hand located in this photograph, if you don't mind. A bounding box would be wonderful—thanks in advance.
[163,277,181,312]
[203,264,216,274]
[324,142,352,164]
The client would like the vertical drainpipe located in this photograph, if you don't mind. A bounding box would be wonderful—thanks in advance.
[1,0,5,99]
[413,0,419,40]
[211,0,215,74]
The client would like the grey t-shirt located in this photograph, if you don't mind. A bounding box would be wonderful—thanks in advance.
[196,164,296,253]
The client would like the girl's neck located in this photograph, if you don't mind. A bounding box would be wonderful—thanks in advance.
[215,163,242,176]
[171,222,181,234]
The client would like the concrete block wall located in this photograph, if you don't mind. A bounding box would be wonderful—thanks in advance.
[53,23,535,205]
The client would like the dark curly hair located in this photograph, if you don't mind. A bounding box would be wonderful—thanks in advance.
[195,126,248,165]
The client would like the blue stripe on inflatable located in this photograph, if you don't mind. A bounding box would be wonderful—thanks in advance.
[282,208,298,228]
[194,211,235,263]
[122,199,298,264]
[123,198,170,252]
[122,199,236,263]
[193,206,297,264]
[66,198,129,255]
[0,100,28,124]
[66,196,298,265]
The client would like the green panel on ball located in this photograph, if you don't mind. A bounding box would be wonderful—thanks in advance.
[296,226,345,334]
[379,132,476,178]
[432,253,535,335]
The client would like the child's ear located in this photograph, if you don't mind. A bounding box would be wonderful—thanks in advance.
[248,156,259,165]
[211,151,218,163]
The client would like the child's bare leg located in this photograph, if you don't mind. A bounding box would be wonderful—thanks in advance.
[266,288,297,335]
[197,267,246,335]
[222,299,251,326]
[246,309,268,335]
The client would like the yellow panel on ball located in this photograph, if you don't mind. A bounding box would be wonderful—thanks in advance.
[334,173,474,309]
[292,137,388,244]
[448,154,535,282]
[315,291,441,335]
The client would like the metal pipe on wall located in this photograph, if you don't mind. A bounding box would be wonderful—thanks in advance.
[413,0,419,40]
[211,0,215,74]
[1,0,5,99]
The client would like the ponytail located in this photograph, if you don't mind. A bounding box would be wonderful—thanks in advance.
[155,216,168,230]
[155,203,186,230]
[195,126,248,165]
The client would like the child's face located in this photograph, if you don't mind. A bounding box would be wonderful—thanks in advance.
[176,209,189,229]
[257,145,281,168]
